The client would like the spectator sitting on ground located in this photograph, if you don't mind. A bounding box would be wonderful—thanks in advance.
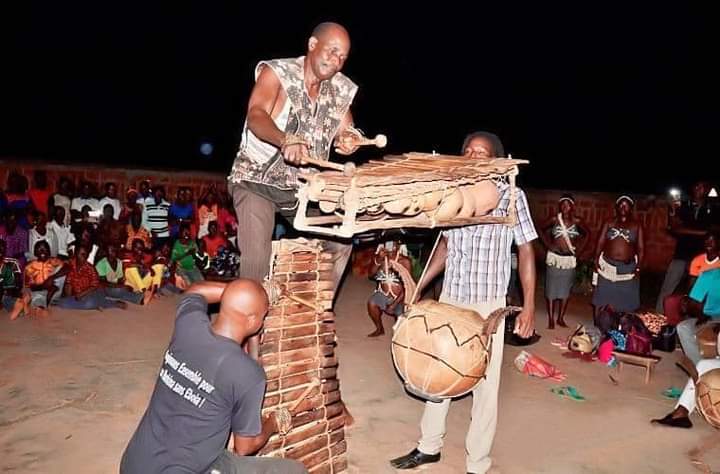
[23,241,70,317]
[56,245,127,311]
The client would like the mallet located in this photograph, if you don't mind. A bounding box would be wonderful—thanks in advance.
[354,133,387,148]
[334,130,387,155]
[302,156,356,177]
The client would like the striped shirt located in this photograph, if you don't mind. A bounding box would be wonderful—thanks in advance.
[140,198,170,238]
[441,186,537,304]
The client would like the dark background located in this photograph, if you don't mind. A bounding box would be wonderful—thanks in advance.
[3,3,717,196]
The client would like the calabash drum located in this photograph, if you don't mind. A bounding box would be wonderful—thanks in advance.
[391,300,514,400]
[697,368,720,429]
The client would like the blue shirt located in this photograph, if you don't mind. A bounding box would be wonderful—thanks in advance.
[690,268,720,318]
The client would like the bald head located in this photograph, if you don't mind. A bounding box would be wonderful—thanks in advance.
[311,22,350,43]
[306,22,351,81]
[219,279,269,336]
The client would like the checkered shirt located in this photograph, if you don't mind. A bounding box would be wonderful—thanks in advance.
[441,186,537,304]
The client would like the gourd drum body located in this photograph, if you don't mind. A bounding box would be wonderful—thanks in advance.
[391,300,509,399]
[697,368,720,429]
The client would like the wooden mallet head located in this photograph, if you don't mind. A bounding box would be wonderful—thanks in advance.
[355,134,387,148]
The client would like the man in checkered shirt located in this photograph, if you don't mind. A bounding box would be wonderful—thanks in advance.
[390,131,538,474]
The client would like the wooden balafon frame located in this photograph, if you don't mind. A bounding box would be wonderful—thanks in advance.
[293,152,529,238]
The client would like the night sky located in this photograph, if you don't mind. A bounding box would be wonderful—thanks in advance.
[3,4,717,196]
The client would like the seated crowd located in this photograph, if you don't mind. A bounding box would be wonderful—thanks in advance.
[0,170,240,319]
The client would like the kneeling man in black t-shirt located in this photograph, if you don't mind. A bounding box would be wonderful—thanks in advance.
[120,279,307,474]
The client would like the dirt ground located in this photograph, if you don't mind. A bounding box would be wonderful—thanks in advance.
[1,275,719,473]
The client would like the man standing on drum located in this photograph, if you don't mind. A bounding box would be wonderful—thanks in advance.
[227,22,361,289]
[390,131,538,474]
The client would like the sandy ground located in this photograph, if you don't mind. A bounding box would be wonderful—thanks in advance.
[1,275,719,473]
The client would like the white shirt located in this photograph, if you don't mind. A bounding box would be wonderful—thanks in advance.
[52,194,72,226]
[27,228,52,260]
[71,197,100,212]
[98,197,121,220]
[47,220,75,257]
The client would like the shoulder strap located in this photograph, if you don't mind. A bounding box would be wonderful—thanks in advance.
[557,213,576,255]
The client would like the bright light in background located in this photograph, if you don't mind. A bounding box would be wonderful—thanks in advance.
[200,142,214,156]
[669,187,681,199]
[709,187,718,198]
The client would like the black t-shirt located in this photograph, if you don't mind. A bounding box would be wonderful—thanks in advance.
[121,294,266,474]
[673,200,717,260]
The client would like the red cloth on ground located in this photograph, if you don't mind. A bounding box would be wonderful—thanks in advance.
[597,339,615,363]
[514,350,567,381]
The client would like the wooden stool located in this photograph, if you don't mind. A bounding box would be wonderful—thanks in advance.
[613,350,661,384]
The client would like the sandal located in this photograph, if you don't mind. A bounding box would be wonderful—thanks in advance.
[551,385,586,402]
[662,387,682,400]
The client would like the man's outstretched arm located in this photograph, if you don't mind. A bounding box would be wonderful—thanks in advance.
[186,281,228,304]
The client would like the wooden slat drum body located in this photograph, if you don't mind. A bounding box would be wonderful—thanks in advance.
[294,152,529,237]
[259,239,347,473]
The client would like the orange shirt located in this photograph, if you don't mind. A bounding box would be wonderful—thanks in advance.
[25,258,64,285]
[689,254,720,277]
[125,224,152,249]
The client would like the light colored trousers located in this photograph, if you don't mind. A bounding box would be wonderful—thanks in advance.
[655,258,688,313]
[677,319,720,365]
[417,296,506,474]
[677,358,720,413]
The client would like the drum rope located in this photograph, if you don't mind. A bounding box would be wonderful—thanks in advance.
[410,231,443,305]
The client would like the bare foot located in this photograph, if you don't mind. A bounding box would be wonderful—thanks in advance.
[9,300,24,320]
[557,319,568,328]
[367,328,385,337]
